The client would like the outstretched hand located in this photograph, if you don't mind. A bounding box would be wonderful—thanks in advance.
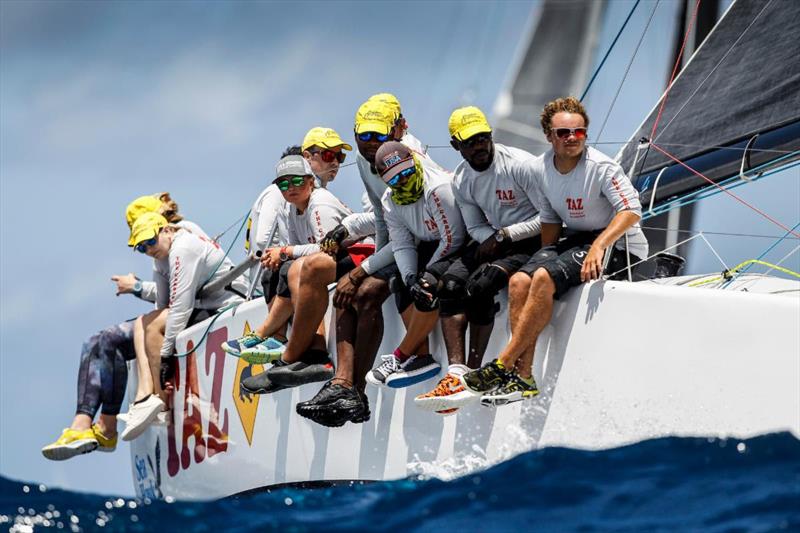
[111,273,138,296]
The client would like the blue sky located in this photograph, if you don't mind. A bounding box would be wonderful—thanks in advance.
[1,0,797,497]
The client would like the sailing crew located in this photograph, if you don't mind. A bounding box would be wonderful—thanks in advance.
[362,140,469,394]
[42,194,207,460]
[412,106,545,413]
[227,154,353,394]
[461,96,648,406]
[123,211,248,438]
[296,95,444,428]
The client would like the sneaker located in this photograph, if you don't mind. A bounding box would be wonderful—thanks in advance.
[267,351,335,387]
[460,359,509,394]
[366,353,441,388]
[42,428,98,461]
[120,395,165,441]
[240,337,287,365]
[436,408,459,416]
[296,381,367,427]
[92,424,117,453]
[480,373,540,407]
[221,332,265,356]
[415,372,477,412]
[241,360,289,394]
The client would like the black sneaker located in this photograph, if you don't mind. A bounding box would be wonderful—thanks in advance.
[351,389,370,424]
[241,359,288,395]
[296,381,365,427]
[268,350,335,387]
[460,359,508,394]
[480,373,539,407]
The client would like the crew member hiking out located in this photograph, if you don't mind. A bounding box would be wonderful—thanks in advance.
[413,106,545,414]
[364,141,467,399]
[461,96,648,406]
[229,154,352,394]
[296,95,445,428]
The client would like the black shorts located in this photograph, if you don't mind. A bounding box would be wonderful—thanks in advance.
[271,251,355,299]
[518,231,642,299]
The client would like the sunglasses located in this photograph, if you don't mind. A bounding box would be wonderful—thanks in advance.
[553,127,587,140]
[275,176,307,191]
[386,166,415,187]
[357,131,390,143]
[312,149,346,163]
[460,132,492,148]
[135,237,158,254]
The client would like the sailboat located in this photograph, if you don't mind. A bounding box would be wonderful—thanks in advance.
[128,0,799,500]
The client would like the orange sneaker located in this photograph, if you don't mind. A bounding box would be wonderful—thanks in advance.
[414,371,478,413]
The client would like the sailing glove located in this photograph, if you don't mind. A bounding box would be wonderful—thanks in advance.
[410,271,439,312]
[320,224,349,255]
[160,356,177,389]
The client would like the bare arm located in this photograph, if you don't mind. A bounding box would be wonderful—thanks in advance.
[540,223,562,247]
[581,211,641,282]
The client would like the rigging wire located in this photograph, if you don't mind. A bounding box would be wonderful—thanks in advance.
[579,0,641,102]
[425,140,798,154]
[649,0,702,140]
[640,226,800,241]
[649,142,800,237]
[650,0,772,141]
[722,220,800,287]
[653,0,776,142]
[593,0,660,146]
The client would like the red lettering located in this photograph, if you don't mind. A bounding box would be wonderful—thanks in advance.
[166,328,230,477]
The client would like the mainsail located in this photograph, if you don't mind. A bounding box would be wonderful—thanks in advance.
[617,0,800,209]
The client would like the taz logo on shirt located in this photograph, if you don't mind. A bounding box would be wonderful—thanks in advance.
[566,197,585,218]
[423,218,437,232]
[495,189,518,207]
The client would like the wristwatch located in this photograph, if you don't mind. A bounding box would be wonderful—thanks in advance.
[494,228,509,243]
[132,279,143,297]
[278,246,291,262]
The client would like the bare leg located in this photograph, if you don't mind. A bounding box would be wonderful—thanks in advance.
[441,313,467,366]
[255,296,293,339]
[69,413,93,432]
[142,308,168,400]
[467,321,494,369]
[132,310,164,400]
[346,277,390,392]
[398,309,439,355]
[282,254,336,362]
[498,269,555,377]
[95,414,118,438]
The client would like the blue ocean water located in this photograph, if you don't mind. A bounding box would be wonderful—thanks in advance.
[2,433,798,532]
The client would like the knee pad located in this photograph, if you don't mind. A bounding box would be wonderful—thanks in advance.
[466,264,508,299]
[438,274,466,316]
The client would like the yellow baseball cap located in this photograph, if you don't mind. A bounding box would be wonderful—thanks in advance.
[368,93,402,117]
[129,212,168,248]
[448,106,492,141]
[354,100,397,135]
[125,195,162,230]
[302,127,353,152]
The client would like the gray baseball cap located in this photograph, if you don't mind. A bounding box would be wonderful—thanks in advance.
[274,155,313,181]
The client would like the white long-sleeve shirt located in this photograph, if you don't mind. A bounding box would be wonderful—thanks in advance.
[139,219,208,303]
[245,184,290,282]
[452,143,541,244]
[527,147,649,258]
[356,132,446,274]
[287,187,352,257]
[154,230,246,357]
[382,165,466,281]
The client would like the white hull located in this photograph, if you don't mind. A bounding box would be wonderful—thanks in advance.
[129,276,800,500]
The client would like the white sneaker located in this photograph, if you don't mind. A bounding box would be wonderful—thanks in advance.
[120,395,165,441]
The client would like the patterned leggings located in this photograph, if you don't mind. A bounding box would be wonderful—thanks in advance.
[75,319,137,418]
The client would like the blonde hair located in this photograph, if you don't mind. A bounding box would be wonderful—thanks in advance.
[540,97,590,136]
[157,192,184,223]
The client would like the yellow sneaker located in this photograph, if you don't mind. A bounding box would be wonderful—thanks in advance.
[92,424,117,453]
[41,428,98,461]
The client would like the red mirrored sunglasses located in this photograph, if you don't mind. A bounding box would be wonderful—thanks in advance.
[553,127,587,140]
[312,149,346,163]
